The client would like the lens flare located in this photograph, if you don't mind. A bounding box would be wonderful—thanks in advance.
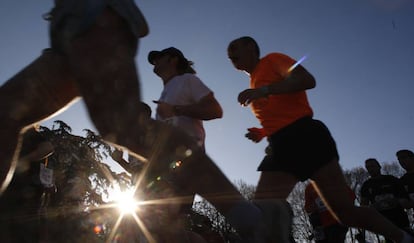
[288,55,308,73]
[93,224,103,234]
[170,160,182,169]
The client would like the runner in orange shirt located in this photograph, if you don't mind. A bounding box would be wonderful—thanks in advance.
[227,36,414,243]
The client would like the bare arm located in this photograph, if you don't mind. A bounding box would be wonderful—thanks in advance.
[175,92,223,120]
[267,64,316,94]
[155,92,223,121]
[238,65,316,105]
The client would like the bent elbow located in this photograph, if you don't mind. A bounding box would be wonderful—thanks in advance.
[208,110,223,120]
[211,103,223,119]
[204,108,223,120]
[309,79,316,89]
[307,76,316,89]
[216,108,223,119]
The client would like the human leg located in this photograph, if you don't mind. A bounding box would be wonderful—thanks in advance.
[150,150,262,238]
[0,49,79,194]
[253,171,298,243]
[63,7,156,158]
[255,171,297,199]
[312,160,408,243]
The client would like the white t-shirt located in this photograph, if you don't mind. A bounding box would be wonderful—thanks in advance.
[156,73,212,148]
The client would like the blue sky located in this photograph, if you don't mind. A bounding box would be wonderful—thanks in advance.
[1,0,413,185]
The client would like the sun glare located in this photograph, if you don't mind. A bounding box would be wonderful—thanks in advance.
[111,188,140,215]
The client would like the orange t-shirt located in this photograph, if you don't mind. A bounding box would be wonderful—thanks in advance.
[249,53,313,135]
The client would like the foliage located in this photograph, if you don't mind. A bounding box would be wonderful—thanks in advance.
[36,121,128,242]
[192,198,238,242]
[40,121,115,205]
[0,120,119,242]
[287,182,312,242]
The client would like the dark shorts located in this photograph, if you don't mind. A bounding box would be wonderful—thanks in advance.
[258,117,339,181]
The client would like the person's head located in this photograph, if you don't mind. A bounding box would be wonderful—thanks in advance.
[227,36,260,73]
[365,158,382,177]
[396,149,414,172]
[148,47,195,82]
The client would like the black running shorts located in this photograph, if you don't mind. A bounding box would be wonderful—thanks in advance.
[258,117,339,181]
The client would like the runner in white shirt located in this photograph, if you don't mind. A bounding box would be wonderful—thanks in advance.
[147,47,273,242]
[153,54,221,150]
[147,47,224,237]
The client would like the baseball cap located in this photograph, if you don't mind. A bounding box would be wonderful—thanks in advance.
[147,47,185,65]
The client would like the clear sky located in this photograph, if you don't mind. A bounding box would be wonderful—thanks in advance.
[1,0,413,186]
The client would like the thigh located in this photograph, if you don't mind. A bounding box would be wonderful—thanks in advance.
[255,171,298,199]
[0,49,79,126]
[311,161,354,220]
[68,8,140,102]
[172,152,246,213]
[65,8,143,140]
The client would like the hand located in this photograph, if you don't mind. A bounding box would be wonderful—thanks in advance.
[153,100,175,118]
[245,127,266,143]
[238,87,267,106]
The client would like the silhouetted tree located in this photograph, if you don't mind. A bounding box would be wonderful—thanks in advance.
[288,182,312,242]
[36,121,130,242]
